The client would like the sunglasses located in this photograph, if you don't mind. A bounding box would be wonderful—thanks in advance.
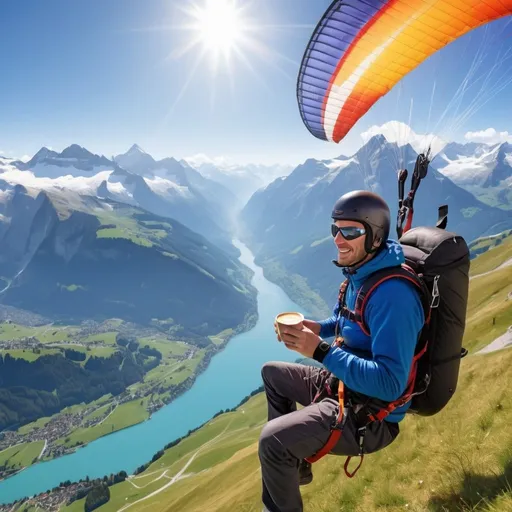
[331,224,366,240]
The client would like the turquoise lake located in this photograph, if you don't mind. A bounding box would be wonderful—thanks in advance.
[0,239,312,504]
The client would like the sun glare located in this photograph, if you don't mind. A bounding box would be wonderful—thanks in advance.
[192,0,243,55]
[162,0,305,117]
[184,0,248,64]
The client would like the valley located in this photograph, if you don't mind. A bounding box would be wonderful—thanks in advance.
[0,134,510,510]
[12,232,509,512]
[0,316,243,481]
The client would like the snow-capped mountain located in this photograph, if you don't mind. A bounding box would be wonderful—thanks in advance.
[113,144,156,176]
[432,141,512,187]
[15,144,113,177]
[431,141,512,209]
[182,154,293,206]
[2,145,238,253]
[240,134,512,310]
[114,145,238,218]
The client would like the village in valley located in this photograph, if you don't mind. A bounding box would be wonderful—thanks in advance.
[0,313,201,482]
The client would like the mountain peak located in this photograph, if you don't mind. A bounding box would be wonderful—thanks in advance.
[60,144,95,159]
[32,146,59,162]
[127,143,147,155]
[114,145,156,176]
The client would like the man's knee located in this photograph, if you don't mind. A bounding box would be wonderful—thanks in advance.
[258,420,281,459]
[261,361,282,386]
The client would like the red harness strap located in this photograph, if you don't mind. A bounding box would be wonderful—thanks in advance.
[305,378,365,478]
[305,379,345,464]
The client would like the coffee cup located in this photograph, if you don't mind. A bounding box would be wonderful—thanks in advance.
[275,311,304,337]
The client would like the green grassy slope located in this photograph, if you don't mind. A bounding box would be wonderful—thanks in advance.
[62,238,512,512]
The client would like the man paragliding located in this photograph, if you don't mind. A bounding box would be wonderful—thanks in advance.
[256,0,493,509]
[259,190,425,512]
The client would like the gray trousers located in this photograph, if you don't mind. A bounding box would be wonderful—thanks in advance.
[258,361,400,512]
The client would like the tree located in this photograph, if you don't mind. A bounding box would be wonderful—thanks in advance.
[84,483,110,511]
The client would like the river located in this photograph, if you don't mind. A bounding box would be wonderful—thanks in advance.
[0,239,310,504]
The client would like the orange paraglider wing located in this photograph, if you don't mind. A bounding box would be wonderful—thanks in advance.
[297,0,512,143]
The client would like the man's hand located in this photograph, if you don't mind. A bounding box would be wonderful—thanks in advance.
[273,319,321,341]
[278,324,323,359]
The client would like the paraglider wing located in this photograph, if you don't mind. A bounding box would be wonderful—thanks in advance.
[297,0,512,144]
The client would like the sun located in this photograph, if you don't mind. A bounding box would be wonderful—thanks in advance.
[191,0,244,56]
[181,0,249,67]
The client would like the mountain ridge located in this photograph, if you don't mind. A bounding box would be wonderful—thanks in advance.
[2,146,238,253]
[239,134,512,309]
[0,185,257,333]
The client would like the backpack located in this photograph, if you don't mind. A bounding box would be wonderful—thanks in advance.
[338,225,471,419]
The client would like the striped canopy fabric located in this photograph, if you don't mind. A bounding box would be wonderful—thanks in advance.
[297,0,512,143]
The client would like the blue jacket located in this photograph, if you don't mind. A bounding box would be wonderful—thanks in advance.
[319,239,424,422]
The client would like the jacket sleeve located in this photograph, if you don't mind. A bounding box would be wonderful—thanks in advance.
[321,279,424,401]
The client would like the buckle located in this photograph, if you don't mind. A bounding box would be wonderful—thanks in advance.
[357,426,366,455]
[431,275,440,308]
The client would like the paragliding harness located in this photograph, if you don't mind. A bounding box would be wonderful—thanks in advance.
[305,151,470,477]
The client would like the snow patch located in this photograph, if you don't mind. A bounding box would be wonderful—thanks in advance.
[144,176,191,199]
[29,163,114,179]
[0,164,115,194]
[436,145,500,185]
[324,157,357,170]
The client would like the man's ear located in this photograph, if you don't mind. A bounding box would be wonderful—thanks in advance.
[372,237,382,249]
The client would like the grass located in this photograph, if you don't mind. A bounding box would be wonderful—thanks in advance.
[0,348,61,361]
[62,236,512,512]
[95,210,175,249]
[0,322,79,344]
[82,332,118,345]
[17,416,52,435]
[0,441,44,471]
[0,323,40,341]
[55,399,150,448]
[463,266,512,353]
[97,228,154,248]
[0,345,117,363]
[65,347,512,512]
[470,235,512,276]
[208,328,234,346]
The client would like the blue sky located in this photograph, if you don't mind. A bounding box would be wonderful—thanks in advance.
[1,0,512,166]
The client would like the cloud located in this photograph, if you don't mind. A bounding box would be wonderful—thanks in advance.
[464,128,512,144]
[361,121,447,155]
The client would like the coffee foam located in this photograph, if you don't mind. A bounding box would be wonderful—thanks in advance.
[276,312,303,325]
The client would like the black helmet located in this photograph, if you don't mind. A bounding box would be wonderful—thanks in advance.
[331,190,390,253]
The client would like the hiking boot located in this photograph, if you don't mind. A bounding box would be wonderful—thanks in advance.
[299,459,313,485]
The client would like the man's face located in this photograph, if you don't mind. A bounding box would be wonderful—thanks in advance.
[332,219,370,267]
